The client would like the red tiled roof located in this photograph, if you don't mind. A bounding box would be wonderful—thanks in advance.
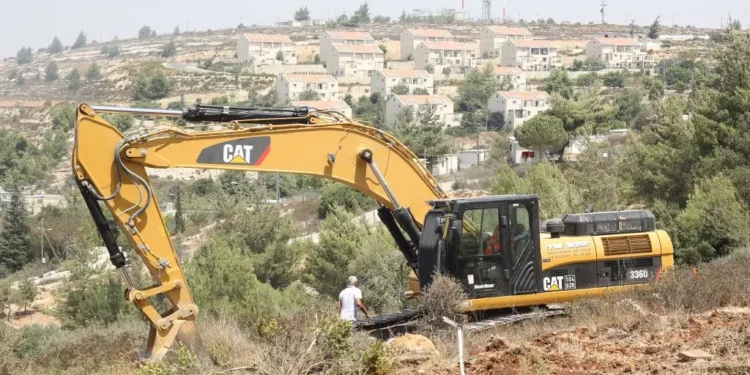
[407,28,454,38]
[282,74,337,83]
[499,91,549,100]
[421,41,479,51]
[493,67,524,75]
[378,69,432,78]
[510,40,557,48]
[486,26,533,36]
[593,37,641,46]
[324,31,374,40]
[333,44,384,54]
[292,100,351,111]
[395,95,453,105]
[242,33,292,43]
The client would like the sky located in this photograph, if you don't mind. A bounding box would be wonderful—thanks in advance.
[1,0,748,58]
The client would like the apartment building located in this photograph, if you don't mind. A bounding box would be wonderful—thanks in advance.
[385,95,460,128]
[488,91,550,128]
[327,44,384,78]
[479,26,533,59]
[237,33,297,66]
[493,67,526,90]
[275,74,340,102]
[370,69,434,97]
[400,28,455,60]
[414,41,482,74]
[291,99,353,118]
[319,30,375,65]
[501,40,562,71]
[585,37,655,69]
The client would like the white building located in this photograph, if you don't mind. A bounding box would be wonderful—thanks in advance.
[488,91,550,129]
[237,33,297,66]
[493,67,526,90]
[585,37,655,69]
[501,40,562,71]
[400,29,455,61]
[429,154,459,176]
[319,31,375,65]
[458,149,488,169]
[479,26,533,59]
[371,69,434,97]
[291,99,353,118]
[385,95,460,128]
[275,74,340,102]
[327,44,384,78]
[414,41,482,74]
[508,136,537,165]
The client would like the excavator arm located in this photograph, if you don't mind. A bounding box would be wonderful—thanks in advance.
[72,103,447,360]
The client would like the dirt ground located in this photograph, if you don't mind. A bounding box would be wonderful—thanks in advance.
[397,307,750,375]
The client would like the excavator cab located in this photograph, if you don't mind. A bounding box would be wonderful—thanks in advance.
[417,195,542,299]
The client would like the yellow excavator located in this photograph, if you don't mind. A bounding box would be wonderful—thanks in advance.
[72,103,673,361]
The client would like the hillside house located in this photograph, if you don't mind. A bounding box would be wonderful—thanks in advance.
[488,91,550,128]
[385,95,460,128]
[237,33,297,66]
[428,154,459,176]
[319,31,375,65]
[479,26,533,59]
[327,44,384,78]
[493,67,526,90]
[501,40,562,71]
[508,136,537,165]
[275,74,340,102]
[585,37,655,69]
[291,99,353,118]
[400,29,455,61]
[414,41,482,74]
[371,69,434,97]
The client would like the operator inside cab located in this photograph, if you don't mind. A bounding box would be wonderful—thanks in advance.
[484,225,501,255]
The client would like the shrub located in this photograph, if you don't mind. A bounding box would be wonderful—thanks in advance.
[318,182,374,219]
[418,273,467,332]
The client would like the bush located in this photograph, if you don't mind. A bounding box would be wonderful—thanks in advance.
[58,272,135,328]
[132,72,171,100]
[318,182,374,219]
[45,61,59,81]
[418,273,467,332]
[161,40,177,58]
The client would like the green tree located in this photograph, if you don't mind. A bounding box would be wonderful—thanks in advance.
[173,186,185,234]
[71,31,87,49]
[456,64,500,115]
[132,72,171,100]
[60,271,132,328]
[602,71,625,88]
[298,89,320,101]
[614,88,645,126]
[672,175,750,264]
[514,114,568,156]
[161,40,177,58]
[412,87,431,95]
[85,61,101,81]
[544,69,574,99]
[138,26,153,39]
[648,16,661,39]
[19,280,37,311]
[352,3,371,24]
[66,68,81,90]
[276,50,284,61]
[390,84,410,95]
[294,6,311,21]
[173,26,180,35]
[487,111,506,131]
[373,15,391,23]
[45,61,59,81]
[395,106,450,165]
[47,37,63,54]
[575,72,599,87]
[102,114,134,132]
[16,47,33,65]
[0,190,32,272]
[106,44,120,57]
[318,182,374,219]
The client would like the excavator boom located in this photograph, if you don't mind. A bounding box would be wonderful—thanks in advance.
[72,104,446,360]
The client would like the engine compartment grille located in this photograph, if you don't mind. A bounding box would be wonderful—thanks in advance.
[602,234,653,256]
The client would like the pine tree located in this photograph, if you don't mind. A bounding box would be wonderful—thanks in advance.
[0,190,32,272]
[71,31,87,49]
[48,37,63,54]
[174,187,185,234]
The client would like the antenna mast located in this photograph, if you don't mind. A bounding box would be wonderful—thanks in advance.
[482,0,492,23]
[600,0,608,24]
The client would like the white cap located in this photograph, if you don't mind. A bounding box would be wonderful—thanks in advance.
[348,276,357,285]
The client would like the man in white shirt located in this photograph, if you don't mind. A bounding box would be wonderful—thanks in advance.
[338,276,369,321]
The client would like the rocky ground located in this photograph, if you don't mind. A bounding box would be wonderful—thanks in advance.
[395,307,750,375]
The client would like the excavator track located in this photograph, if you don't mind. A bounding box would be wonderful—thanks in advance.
[356,306,567,333]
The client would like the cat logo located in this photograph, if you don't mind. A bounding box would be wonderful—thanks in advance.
[543,276,564,291]
[223,144,254,164]
[196,137,271,166]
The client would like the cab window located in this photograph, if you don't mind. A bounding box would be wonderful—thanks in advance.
[509,203,532,266]
[458,208,500,257]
